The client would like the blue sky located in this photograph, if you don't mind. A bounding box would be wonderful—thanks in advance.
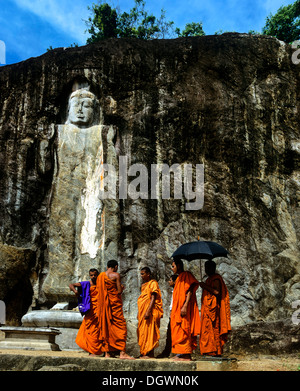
[0,0,296,65]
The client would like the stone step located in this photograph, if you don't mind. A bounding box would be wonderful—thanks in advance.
[0,351,237,371]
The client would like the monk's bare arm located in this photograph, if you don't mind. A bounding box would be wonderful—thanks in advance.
[200,279,221,296]
[115,273,124,294]
[69,282,81,296]
[181,291,192,317]
[181,282,198,317]
[144,293,156,319]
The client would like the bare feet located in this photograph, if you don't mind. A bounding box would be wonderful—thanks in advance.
[89,353,105,357]
[172,354,192,361]
[120,351,135,360]
[139,355,152,359]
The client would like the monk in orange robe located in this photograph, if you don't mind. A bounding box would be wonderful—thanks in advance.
[170,259,200,361]
[199,260,231,356]
[137,267,163,359]
[96,259,134,359]
[69,269,103,355]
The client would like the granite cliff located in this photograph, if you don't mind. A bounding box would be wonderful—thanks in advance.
[0,34,299,353]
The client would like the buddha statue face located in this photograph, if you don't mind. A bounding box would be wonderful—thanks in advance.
[67,89,96,127]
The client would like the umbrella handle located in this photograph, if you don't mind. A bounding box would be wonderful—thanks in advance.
[200,260,203,282]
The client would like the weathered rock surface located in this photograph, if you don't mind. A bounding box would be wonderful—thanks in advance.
[0,34,299,352]
[224,318,300,355]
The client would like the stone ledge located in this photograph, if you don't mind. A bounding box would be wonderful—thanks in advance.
[0,351,238,371]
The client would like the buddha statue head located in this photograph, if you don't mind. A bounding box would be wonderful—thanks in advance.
[66,89,97,128]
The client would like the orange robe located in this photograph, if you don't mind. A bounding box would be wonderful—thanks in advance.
[75,284,103,355]
[96,271,127,352]
[137,279,163,356]
[170,271,200,354]
[199,274,231,356]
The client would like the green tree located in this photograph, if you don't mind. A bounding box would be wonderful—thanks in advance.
[85,0,175,42]
[175,22,205,37]
[262,0,300,43]
[86,3,118,43]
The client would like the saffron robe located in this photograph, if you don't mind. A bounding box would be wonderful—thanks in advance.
[96,271,127,352]
[199,274,231,356]
[137,279,163,355]
[170,271,200,354]
[75,284,103,354]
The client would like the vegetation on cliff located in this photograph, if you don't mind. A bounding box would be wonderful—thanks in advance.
[85,0,300,43]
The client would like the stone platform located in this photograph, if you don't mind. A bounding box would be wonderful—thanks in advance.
[0,327,61,351]
[21,310,82,350]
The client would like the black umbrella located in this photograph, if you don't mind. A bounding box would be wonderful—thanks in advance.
[171,240,229,280]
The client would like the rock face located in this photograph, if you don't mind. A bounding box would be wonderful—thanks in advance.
[0,34,299,351]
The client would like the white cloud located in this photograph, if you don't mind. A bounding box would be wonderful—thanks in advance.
[12,0,90,44]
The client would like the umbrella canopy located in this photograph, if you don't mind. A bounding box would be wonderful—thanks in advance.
[172,240,228,261]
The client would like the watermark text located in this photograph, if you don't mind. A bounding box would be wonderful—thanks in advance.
[0,40,5,65]
[292,300,300,325]
[100,157,204,210]
[291,40,300,65]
